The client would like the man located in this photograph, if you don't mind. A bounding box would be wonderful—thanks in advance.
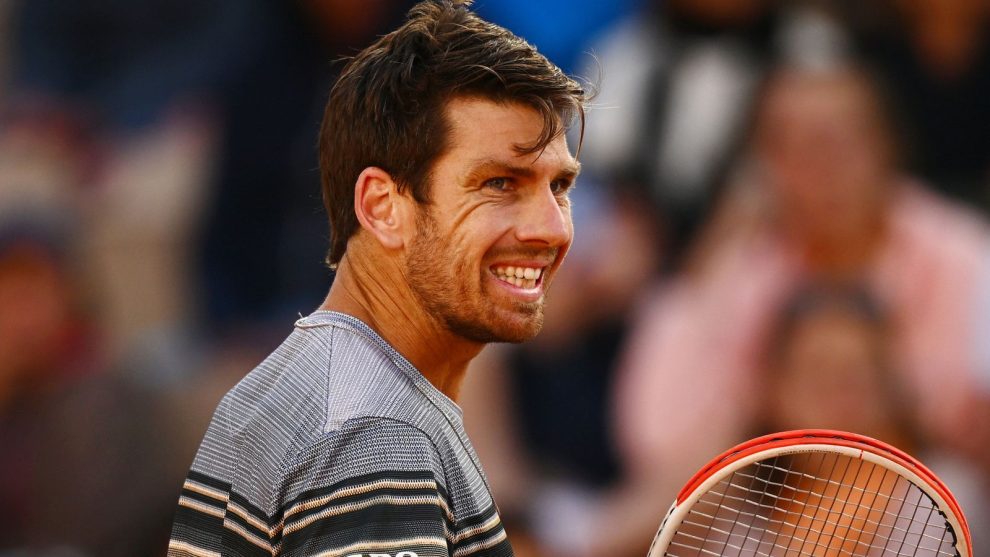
[167,1,585,556]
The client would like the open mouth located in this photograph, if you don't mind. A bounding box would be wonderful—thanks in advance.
[491,265,545,290]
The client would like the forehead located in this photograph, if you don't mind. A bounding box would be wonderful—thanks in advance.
[439,96,574,169]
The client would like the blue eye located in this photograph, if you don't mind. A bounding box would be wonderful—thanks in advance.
[485,177,511,191]
[550,179,572,195]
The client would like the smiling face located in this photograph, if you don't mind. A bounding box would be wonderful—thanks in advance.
[404,97,579,343]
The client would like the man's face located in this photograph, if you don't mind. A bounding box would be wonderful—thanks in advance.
[405,97,578,343]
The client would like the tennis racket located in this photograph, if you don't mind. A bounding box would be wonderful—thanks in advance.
[647,429,972,556]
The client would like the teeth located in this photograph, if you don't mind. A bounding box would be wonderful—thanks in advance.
[492,265,545,289]
[515,277,535,288]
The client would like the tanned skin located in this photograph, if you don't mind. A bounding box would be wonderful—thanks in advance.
[321,97,580,400]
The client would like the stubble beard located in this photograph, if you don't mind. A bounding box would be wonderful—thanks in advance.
[405,209,545,344]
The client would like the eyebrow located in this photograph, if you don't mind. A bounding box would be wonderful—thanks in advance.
[467,158,582,181]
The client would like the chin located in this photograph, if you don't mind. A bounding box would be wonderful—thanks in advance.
[447,311,544,344]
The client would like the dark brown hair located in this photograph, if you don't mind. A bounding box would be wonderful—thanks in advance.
[318,0,586,267]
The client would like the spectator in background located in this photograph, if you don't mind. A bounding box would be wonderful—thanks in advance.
[0,210,198,557]
[5,0,244,363]
[846,0,990,212]
[613,62,990,553]
[0,2,418,555]
[576,0,848,264]
[5,0,417,354]
[0,215,88,553]
[755,285,990,543]
[757,286,919,448]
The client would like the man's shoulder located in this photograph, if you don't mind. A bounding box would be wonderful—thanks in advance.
[189,314,461,500]
[180,324,455,535]
[209,317,431,455]
[172,315,511,556]
[219,312,424,426]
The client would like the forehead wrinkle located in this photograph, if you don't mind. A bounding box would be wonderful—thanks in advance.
[444,98,548,151]
[465,148,580,180]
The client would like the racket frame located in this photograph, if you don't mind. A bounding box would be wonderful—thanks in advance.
[647,429,972,557]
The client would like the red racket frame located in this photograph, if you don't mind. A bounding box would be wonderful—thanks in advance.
[668,429,972,555]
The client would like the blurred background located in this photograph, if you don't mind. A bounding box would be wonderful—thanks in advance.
[0,0,988,555]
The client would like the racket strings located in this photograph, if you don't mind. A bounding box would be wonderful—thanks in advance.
[664,452,957,557]
[719,469,947,543]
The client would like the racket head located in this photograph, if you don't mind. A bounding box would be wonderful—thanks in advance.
[647,429,972,557]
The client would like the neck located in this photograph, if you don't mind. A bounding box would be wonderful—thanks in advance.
[319,253,483,400]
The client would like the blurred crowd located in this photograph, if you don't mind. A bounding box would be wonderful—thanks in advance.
[0,0,989,556]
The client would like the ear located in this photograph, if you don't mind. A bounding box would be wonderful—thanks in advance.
[353,166,408,251]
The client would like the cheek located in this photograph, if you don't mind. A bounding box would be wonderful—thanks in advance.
[457,212,514,253]
[443,225,503,283]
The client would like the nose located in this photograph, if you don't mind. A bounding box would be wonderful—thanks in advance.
[514,185,572,248]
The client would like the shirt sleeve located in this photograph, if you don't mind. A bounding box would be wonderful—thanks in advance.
[168,415,455,557]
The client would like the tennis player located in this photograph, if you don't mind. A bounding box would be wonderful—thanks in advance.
[167,1,585,556]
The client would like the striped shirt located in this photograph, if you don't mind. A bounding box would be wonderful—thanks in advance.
[168,311,513,557]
